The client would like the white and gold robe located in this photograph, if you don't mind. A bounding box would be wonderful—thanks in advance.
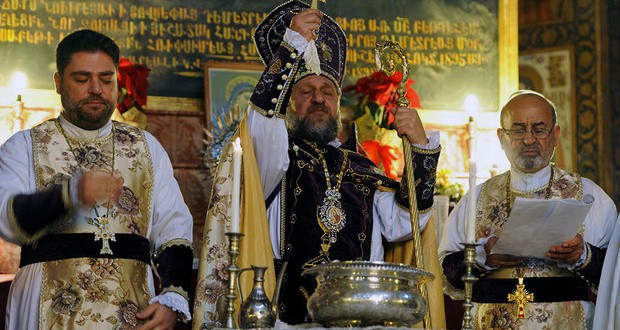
[439,165,617,329]
[0,117,193,329]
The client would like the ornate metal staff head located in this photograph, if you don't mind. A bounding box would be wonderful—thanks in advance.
[375,40,410,108]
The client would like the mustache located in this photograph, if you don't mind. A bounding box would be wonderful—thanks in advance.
[519,145,540,153]
[80,96,108,105]
[308,103,329,113]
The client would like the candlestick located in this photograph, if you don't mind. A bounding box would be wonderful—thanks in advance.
[463,96,479,328]
[224,232,243,329]
[461,242,478,330]
[231,137,242,233]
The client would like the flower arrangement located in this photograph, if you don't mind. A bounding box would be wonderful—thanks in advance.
[115,58,150,128]
[342,70,421,179]
[435,168,464,203]
[117,58,150,113]
[344,71,421,129]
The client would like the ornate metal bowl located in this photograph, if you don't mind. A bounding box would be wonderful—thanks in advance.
[301,261,433,327]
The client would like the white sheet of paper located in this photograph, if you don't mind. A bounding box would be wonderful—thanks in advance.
[491,196,592,259]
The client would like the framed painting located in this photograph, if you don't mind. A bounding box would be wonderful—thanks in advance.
[519,46,576,171]
[203,61,264,165]
[204,61,264,131]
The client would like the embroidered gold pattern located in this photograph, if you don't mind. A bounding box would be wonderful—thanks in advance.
[57,119,117,254]
[475,167,585,328]
[161,284,190,301]
[30,119,155,329]
[155,238,192,256]
[269,58,282,73]
[318,42,332,61]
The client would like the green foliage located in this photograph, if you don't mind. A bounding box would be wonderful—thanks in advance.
[435,168,464,202]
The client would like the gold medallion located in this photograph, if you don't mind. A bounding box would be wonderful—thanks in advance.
[318,189,346,243]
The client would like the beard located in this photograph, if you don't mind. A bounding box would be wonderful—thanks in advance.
[60,88,116,130]
[514,155,546,171]
[508,144,549,172]
[286,103,341,144]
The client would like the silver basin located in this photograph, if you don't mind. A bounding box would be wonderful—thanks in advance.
[301,261,433,327]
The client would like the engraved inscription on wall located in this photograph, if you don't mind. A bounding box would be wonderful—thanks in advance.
[0,0,498,110]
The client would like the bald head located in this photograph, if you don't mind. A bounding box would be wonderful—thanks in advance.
[500,90,557,129]
[497,90,560,173]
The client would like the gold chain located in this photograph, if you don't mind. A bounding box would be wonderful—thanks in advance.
[308,143,348,192]
[307,142,349,249]
[56,119,116,183]
[506,167,554,202]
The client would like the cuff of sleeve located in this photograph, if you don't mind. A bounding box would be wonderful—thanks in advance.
[475,237,495,271]
[566,242,590,270]
[284,28,308,54]
[68,172,81,211]
[395,144,441,212]
[152,239,193,300]
[412,130,440,150]
[64,179,76,212]
[8,181,73,244]
[149,292,191,323]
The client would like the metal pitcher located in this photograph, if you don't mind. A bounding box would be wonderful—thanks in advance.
[239,265,276,328]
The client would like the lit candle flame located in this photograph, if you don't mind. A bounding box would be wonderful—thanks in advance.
[464,94,478,118]
[10,72,27,99]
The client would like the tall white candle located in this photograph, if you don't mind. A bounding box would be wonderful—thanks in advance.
[10,71,27,134]
[231,137,242,233]
[464,95,478,243]
[467,156,477,243]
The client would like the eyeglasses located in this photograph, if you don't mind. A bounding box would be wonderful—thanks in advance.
[501,127,554,140]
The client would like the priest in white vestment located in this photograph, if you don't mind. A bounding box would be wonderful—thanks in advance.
[0,29,193,330]
[439,90,617,329]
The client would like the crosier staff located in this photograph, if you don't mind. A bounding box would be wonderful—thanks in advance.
[375,40,430,330]
[310,0,325,9]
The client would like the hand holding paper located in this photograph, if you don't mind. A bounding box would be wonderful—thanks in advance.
[545,234,584,264]
[490,197,592,259]
[484,236,525,267]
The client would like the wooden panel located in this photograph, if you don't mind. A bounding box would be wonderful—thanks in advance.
[145,110,211,253]
[174,168,211,253]
[146,111,205,168]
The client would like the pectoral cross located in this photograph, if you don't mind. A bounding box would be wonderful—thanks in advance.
[507,277,534,318]
[310,0,325,9]
[91,215,116,255]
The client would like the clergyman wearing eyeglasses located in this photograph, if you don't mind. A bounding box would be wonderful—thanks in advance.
[438,90,617,329]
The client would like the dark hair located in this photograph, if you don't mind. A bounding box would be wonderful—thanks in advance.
[56,29,120,76]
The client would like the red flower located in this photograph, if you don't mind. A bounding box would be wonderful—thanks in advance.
[344,71,421,128]
[360,140,404,180]
[117,58,150,114]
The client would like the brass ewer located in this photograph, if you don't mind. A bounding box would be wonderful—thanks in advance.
[238,265,276,328]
